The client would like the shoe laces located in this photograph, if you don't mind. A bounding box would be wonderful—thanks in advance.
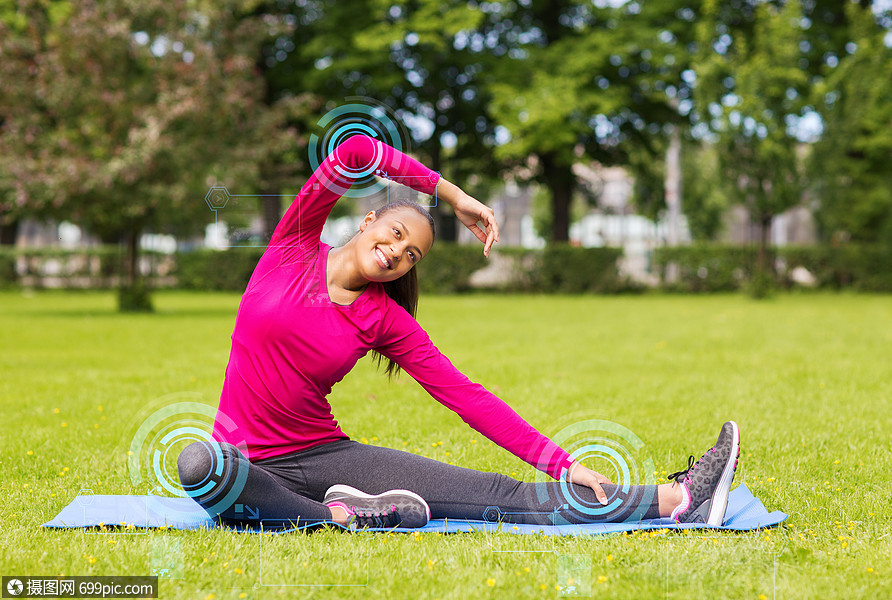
[350,504,400,528]
[667,455,697,484]
[667,447,717,484]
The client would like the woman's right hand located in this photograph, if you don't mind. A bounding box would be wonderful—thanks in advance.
[567,461,613,505]
[452,192,500,257]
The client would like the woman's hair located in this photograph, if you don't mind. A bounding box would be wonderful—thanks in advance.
[371,201,436,378]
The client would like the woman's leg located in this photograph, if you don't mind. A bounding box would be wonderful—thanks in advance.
[177,441,332,526]
[286,440,675,526]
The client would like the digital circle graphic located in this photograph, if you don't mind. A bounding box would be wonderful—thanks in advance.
[536,419,657,524]
[127,398,249,519]
[307,98,408,199]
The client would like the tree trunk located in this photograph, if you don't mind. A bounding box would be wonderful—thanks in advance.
[0,217,18,245]
[119,228,152,312]
[752,212,774,298]
[260,188,281,245]
[541,153,574,243]
[427,131,458,243]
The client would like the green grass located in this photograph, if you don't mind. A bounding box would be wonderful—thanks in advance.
[1,290,890,599]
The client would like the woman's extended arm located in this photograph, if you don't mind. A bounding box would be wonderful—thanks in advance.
[375,303,611,503]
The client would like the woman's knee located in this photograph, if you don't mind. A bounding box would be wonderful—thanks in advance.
[177,441,217,488]
[177,440,244,489]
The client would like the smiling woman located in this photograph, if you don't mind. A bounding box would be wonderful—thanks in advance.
[176,133,739,531]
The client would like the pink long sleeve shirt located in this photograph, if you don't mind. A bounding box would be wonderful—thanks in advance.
[212,134,573,480]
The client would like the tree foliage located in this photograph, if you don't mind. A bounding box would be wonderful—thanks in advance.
[809,3,892,245]
[693,0,809,293]
[0,0,310,309]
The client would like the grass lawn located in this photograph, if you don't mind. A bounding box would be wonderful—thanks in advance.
[1,290,889,599]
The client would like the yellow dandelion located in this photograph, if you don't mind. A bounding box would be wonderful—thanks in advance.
[597,575,608,584]
[94,424,99,429]
[470,440,477,444]
[87,556,96,564]
[606,554,613,561]
[431,442,437,447]
[361,438,368,444]
[513,526,519,531]
[372,436,378,441]
[234,568,242,574]
[486,578,495,587]
[403,441,408,446]
[524,567,530,573]
[834,459,840,464]
[27,450,33,456]
[541,584,547,590]
[841,541,847,548]
[97,405,103,411]
[867,567,874,573]
[239,594,247,599]
[205,594,216,600]
[62,422,68,427]
[54,408,60,413]
[759,595,768,600]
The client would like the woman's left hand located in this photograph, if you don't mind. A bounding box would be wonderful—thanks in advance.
[567,461,613,506]
[452,192,500,256]
[437,179,500,256]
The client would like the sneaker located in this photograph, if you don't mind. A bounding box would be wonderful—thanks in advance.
[668,421,740,526]
[324,484,431,529]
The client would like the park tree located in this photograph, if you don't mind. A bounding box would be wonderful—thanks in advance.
[693,0,808,294]
[261,0,498,241]
[486,0,697,242]
[0,0,305,310]
[809,3,892,245]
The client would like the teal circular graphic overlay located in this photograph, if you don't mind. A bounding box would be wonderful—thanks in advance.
[537,419,657,523]
[307,99,407,199]
[128,401,248,518]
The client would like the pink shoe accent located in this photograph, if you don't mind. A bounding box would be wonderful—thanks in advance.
[326,501,354,516]
[670,481,692,521]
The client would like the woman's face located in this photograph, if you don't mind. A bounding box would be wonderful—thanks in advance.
[354,207,434,283]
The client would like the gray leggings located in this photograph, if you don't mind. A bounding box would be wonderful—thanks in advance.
[177,439,660,527]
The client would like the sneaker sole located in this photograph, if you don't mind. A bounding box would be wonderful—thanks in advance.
[324,484,432,520]
[706,421,740,527]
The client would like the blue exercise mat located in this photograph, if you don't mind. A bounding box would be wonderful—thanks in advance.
[42,485,786,535]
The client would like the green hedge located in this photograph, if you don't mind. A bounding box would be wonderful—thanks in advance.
[0,251,16,288]
[174,248,266,291]
[652,245,756,292]
[416,242,489,294]
[0,246,133,288]
[5,242,888,294]
[539,244,624,293]
[653,243,892,292]
[781,244,892,292]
